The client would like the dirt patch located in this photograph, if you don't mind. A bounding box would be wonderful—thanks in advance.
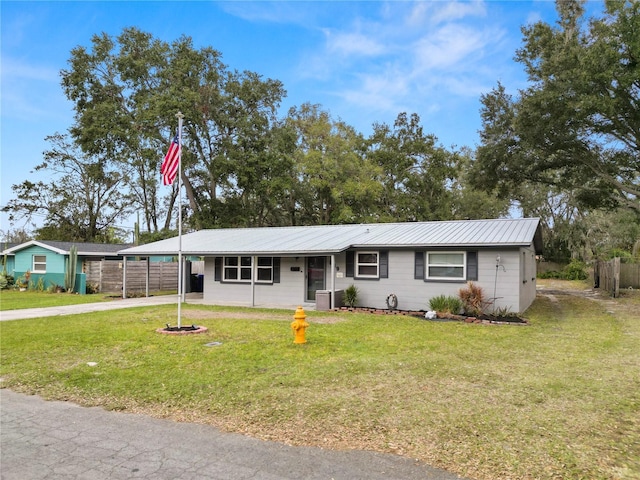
[181,309,345,324]
[536,280,639,316]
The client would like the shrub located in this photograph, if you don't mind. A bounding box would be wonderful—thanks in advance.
[494,306,516,318]
[343,284,359,308]
[538,270,562,279]
[538,260,588,281]
[428,295,463,314]
[458,282,489,316]
[562,260,588,280]
[0,272,14,290]
[16,271,30,290]
[35,276,46,292]
[85,282,100,294]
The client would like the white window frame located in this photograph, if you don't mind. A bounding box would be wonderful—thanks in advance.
[356,251,379,279]
[223,256,252,282]
[255,257,273,283]
[426,251,466,280]
[32,254,47,273]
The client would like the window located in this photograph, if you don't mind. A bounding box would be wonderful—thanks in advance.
[356,251,379,278]
[426,252,465,280]
[217,256,279,283]
[256,257,273,283]
[32,255,46,273]
[224,256,252,282]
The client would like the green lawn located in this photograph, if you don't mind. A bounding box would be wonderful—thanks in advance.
[0,289,177,310]
[1,289,638,480]
[0,289,113,310]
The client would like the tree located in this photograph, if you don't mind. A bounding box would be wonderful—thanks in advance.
[286,104,383,225]
[448,148,510,220]
[474,0,639,213]
[2,133,132,242]
[61,29,174,233]
[60,27,290,232]
[367,113,459,222]
[0,228,33,244]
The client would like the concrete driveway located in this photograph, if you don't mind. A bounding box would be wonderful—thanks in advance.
[0,295,186,321]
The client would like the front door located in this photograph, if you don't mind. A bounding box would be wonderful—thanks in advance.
[306,256,326,302]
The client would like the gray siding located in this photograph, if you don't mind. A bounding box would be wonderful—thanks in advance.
[203,247,536,313]
[518,245,538,312]
[203,257,307,307]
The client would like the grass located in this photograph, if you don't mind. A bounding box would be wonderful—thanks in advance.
[0,289,176,310]
[1,287,639,480]
[0,289,113,310]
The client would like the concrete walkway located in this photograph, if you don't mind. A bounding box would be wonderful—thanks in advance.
[0,294,318,322]
[1,390,466,480]
[0,295,192,321]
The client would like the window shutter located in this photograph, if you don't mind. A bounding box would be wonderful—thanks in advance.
[467,251,478,281]
[346,251,354,277]
[273,257,281,283]
[379,251,389,278]
[214,257,222,281]
[414,251,424,279]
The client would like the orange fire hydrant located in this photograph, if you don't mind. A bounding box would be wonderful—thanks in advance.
[291,306,309,344]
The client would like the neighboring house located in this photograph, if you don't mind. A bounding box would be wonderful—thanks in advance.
[1,242,17,274]
[119,218,543,313]
[1,241,130,294]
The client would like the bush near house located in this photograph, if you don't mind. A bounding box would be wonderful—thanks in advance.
[458,281,489,315]
[428,295,463,314]
[538,259,588,280]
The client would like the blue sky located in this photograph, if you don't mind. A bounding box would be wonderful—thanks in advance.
[1,1,604,234]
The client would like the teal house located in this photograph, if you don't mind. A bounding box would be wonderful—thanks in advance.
[2,241,129,294]
[1,242,17,274]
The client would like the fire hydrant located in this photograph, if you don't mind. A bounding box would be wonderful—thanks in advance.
[291,306,309,344]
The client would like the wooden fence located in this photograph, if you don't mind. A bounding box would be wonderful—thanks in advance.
[594,258,640,297]
[85,260,187,294]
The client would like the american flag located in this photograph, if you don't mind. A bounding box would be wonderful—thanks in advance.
[161,132,180,186]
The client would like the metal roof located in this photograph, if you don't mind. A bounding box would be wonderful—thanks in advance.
[2,240,130,256]
[119,218,542,256]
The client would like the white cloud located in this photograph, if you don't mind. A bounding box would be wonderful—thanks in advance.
[412,23,502,72]
[1,57,66,122]
[428,1,487,24]
[1,57,59,83]
[323,29,387,57]
[223,0,519,136]
[217,2,314,25]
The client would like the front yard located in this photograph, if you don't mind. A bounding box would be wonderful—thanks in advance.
[1,281,638,480]
[0,290,112,310]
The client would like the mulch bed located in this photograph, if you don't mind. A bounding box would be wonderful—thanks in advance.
[156,325,209,335]
[332,306,528,325]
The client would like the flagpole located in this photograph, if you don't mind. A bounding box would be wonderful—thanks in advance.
[176,111,184,328]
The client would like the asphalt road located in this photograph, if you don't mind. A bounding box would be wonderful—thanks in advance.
[1,389,467,480]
